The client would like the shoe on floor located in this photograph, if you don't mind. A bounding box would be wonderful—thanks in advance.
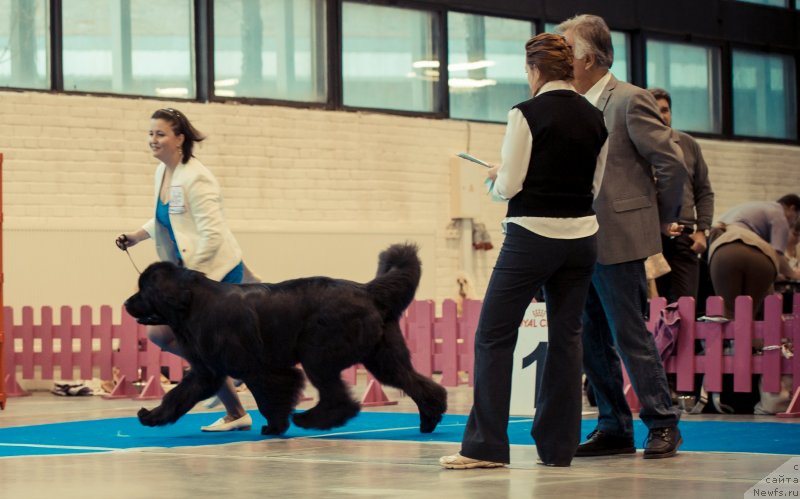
[536,460,571,467]
[201,413,253,432]
[439,452,505,470]
[643,426,682,459]
[575,430,636,457]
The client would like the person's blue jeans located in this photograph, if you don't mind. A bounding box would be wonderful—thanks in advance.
[582,260,680,439]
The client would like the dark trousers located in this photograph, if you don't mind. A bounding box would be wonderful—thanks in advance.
[460,224,596,465]
[709,241,775,319]
[582,260,681,440]
[656,233,700,303]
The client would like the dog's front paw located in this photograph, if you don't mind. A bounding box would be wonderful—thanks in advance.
[419,411,444,433]
[137,407,159,427]
[261,423,289,436]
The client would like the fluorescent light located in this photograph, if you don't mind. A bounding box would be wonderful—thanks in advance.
[155,87,189,97]
[215,89,236,97]
[448,60,496,72]
[214,78,240,87]
[448,78,497,89]
[412,60,440,69]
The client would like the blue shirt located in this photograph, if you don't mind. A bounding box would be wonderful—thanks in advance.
[156,198,182,263]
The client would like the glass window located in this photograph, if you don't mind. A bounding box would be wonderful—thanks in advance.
[448,13,534,122]
[608,31,630,83]
[213,0,326,102]
[0,0,49,89]
[646,40,722,133]
[735,0,787,6]
[732,50,797,140]
[62,0,195,98]
[342,2,439,113]
[546,22,629,82]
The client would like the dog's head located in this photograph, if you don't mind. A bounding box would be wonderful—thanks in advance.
[125,262,194,326]
[455,271,474,299]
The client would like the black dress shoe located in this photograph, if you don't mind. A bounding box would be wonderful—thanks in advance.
[643,426,682,459]
[575,430,636,457]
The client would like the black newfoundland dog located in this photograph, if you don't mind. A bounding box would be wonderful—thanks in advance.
[124,243,447,436]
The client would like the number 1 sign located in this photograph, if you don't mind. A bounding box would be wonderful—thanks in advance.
[509,301,549,416]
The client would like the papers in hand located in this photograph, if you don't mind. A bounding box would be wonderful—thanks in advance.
[457,152,491,168]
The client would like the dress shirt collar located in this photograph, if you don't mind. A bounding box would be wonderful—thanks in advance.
[583,71,613,107]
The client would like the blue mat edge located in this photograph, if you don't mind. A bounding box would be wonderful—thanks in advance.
[0,410,797,457]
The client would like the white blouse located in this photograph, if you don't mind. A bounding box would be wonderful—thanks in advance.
[489,80,608,239]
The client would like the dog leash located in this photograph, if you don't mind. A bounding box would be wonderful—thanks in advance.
[116,235,142,274]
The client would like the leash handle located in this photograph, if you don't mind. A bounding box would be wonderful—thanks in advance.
[116,234,141,274]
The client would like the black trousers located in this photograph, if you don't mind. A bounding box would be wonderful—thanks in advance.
[460,224,597,466]
[656,233,700,304]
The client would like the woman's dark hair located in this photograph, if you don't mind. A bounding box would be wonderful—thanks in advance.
[525,33,574,84]
[151,108,206,164]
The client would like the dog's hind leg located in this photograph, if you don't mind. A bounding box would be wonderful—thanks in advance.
[292,367,360,430]
[246,367,305,436]
[138,369,223,427]
[361,322,448,433]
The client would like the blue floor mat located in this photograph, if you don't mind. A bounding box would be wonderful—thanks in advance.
[0,411,797,457]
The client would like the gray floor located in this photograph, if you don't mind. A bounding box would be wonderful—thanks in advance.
[0,381,795,499]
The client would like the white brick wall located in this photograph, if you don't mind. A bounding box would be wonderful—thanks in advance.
[0,90,798,316]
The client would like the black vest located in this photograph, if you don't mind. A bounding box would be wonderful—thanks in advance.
[507,90,607,218]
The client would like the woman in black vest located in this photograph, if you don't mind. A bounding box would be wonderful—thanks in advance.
[440,33,608,468]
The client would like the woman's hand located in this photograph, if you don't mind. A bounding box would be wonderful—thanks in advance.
[116,230,148,250]
[487,164,500,181]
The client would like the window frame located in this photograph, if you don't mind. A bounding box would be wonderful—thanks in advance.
[643,34,725,136]
[338,0,447,118]
[729,43,798,142]
[445,9,537,124]
[0,0,797,144]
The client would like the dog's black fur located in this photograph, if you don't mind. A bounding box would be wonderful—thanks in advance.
[124,243,447,435]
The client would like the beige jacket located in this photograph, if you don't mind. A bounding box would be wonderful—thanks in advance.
[142,158,242,281]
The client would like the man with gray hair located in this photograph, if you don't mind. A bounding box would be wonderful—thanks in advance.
[556,14,686,459]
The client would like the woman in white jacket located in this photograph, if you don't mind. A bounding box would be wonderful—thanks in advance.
[116,108,251,432]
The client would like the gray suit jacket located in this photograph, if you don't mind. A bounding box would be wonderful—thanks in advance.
[594,75,687,265]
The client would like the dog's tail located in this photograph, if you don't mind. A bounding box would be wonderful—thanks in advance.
[367,243,421,321]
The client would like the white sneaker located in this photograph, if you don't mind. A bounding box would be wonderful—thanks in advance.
[200,413,253,432]
[439,452,505,469]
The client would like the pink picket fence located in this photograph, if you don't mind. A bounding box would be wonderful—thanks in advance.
[6,294,797,417]
[401,299,480,387]
[2,299,481,405]
[2,305,187,400]
[624,293,800,417]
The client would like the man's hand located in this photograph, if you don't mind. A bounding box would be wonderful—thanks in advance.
[661,222,684,237]
[689,231,708,254]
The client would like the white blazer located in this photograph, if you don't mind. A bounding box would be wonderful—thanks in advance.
[142,158,242,281]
